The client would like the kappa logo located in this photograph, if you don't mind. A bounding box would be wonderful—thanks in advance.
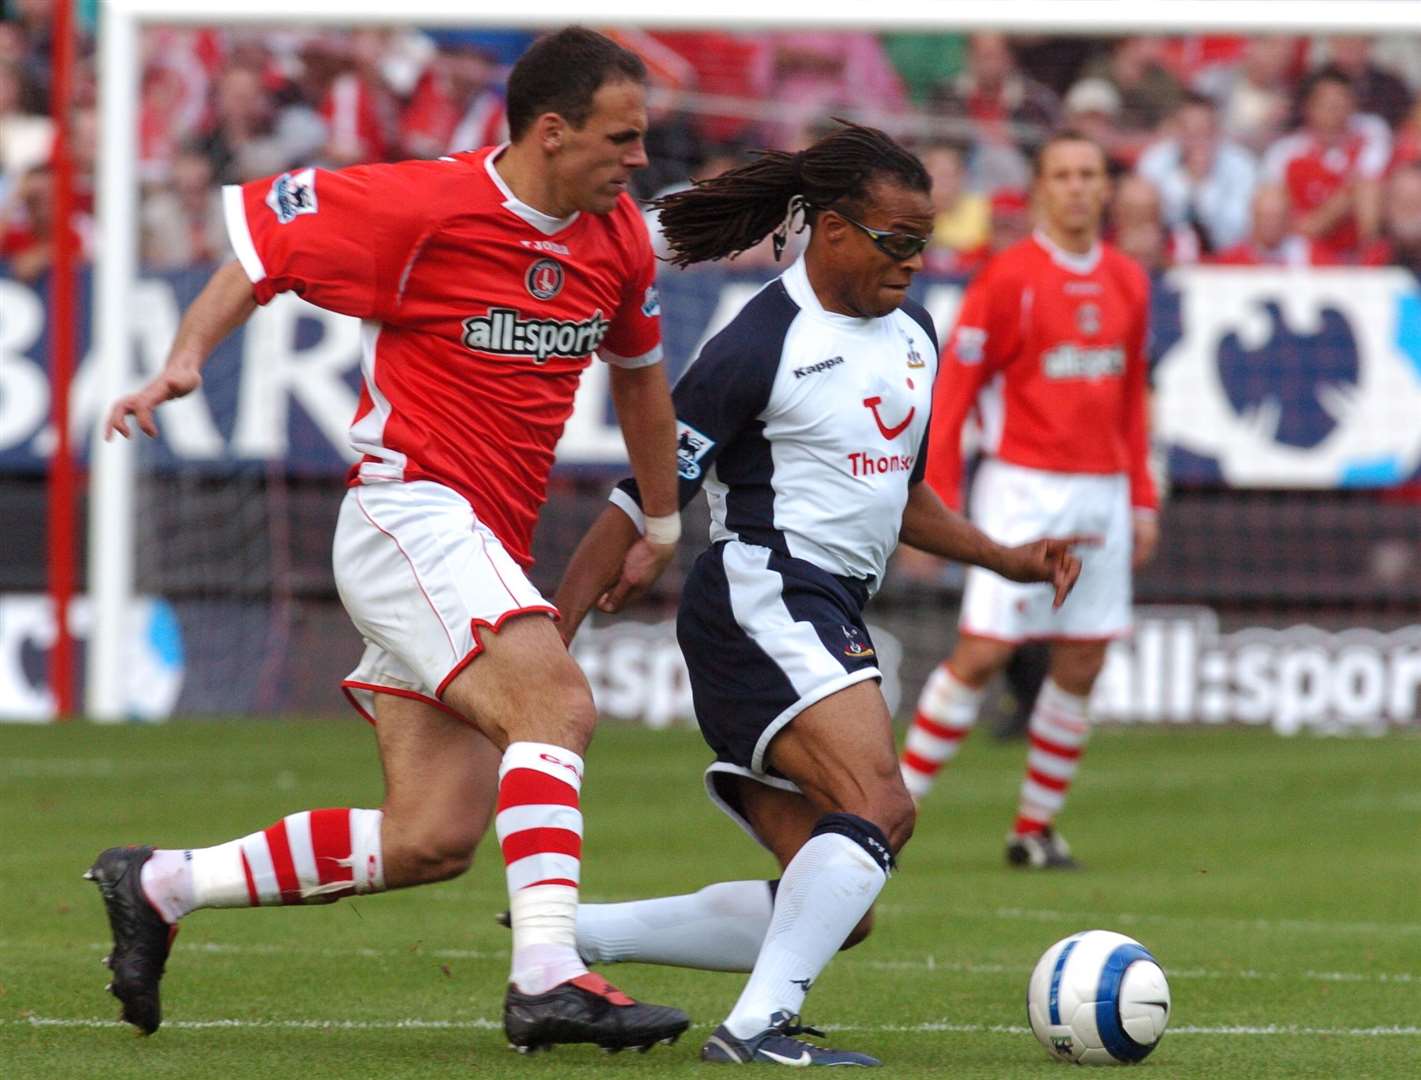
[676,421,716,480]
[525,258,564,301]
[793,355,844,379]
[863,395,916,440]
[265,168,318,224]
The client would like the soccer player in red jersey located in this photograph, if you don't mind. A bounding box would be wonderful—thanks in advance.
[90,28,689,1052]
[900,132,1161,868]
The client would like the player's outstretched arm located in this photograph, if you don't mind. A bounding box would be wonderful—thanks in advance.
[899,482,1090,609]
[552,504,644,645]
[104,260,257,440]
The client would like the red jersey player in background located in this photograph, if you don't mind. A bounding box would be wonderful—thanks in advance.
[899,131,1160,869]
[90,28,690,1054]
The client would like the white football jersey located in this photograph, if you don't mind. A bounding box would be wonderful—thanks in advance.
[614,257,938,592]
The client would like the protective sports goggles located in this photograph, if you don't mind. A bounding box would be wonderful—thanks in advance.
[824,206,931,261]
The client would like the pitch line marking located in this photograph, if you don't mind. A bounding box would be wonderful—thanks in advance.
[11,1017,1421,1038]
[856,957,1418,986]
[2,941,1414,988]
[987,905,1421,937]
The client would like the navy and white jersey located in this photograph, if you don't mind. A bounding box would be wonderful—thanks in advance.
[613,257,938,592]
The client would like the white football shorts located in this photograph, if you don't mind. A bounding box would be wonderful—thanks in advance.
[332,480,557,722]
[958,458,1133,642]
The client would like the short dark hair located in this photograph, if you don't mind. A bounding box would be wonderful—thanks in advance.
[506,27,647,141]
[1304,64,1355,101]
[1032,129,1107,176]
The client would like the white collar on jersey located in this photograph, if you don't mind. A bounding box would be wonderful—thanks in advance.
[1032,228,1103,275]
[485,144,580,236]
[781,256,879,330]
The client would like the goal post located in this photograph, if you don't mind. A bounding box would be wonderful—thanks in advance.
[86,0,1421,719]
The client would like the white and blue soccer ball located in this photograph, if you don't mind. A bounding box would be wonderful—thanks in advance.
[1026,930,1170,1065]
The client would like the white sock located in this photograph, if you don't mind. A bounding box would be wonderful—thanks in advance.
[901,664,984,801]
[497,742,588,995]
[139,849,194,924]
[577,880,774,971]
[723,833,887,1039]
[148,808,385,919]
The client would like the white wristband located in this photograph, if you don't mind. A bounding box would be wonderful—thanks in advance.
[643,513,681,546]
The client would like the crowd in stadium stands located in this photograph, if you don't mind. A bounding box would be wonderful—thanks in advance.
[3,10,1421,282]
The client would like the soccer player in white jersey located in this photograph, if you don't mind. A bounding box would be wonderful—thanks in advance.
[90,28,690,1053]
[899,132,1161,869]
[550,123,1086,1067]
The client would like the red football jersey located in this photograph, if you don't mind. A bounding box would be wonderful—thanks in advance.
[1261,118,1391,258]
[925,231,1157,512]
[224,146,662,568]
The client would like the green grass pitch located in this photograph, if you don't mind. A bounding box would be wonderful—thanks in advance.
[1,719,1418,1078]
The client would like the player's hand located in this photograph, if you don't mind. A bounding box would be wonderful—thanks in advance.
[1131,512,1160,570]
[996,535,1097,609]
[104,368,203,441]
[595,536,676,615]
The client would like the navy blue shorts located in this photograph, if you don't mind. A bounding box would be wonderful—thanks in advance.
[677,541,882,779]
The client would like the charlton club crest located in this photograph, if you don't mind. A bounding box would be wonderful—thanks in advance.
[525,258,564,301]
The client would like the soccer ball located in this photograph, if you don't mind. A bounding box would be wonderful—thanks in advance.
[1026,930,1170,1065]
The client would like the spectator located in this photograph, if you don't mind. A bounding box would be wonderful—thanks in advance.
[401,33,507,159]
[318,30,400,167]
[1196,36,1298,155]
[196,65,282,183]
[0,56,51,202]
[751,31,907,146]
[1392,100,1421,170]
[140,145,227,269]
[1210,183,1327,267]
[934,33,1055,192]
[1080,36,1183,161]
[921,141,989,274]
[1262,66,1391,261]
[1137,92,1258,254]
[0,163,90,281]
[1315,36,1414,130]
[1110,173,1169,272]
[1360,164,1421,277]
[934,33,1059,135]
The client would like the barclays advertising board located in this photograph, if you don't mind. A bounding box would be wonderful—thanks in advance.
[3,265,1419,487]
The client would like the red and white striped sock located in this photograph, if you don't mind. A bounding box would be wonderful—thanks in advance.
[139,809,385,923]
[496,741,587,995]
[900,664,984,801]
[1013,679,1090,836]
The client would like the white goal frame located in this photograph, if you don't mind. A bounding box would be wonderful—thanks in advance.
[89,0,1421,718]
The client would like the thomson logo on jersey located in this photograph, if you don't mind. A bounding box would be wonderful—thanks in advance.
[461,307,610,363]
[794,355,844,379]
[1042,344,1125,380]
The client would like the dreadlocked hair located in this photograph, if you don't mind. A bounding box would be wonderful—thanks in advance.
[651,121,931,268]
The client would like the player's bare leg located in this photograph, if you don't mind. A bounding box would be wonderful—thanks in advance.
[701,680,909,1066]
[439,612,689,1053]
[86,690,499,1034]
[900,634,1014,800]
